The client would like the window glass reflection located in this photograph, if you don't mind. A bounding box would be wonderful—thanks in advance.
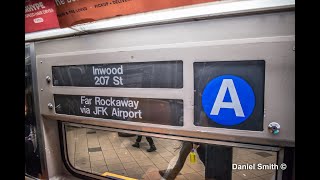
[25,45,42,178]
[233,148,277,180]
[65,125,277,180]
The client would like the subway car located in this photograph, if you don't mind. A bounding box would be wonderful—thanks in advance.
[25,0,295,179]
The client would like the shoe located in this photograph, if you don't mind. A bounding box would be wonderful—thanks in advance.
[159,170,166,177]
[132,142,140,148]
[159,169,176,180]
[147,144,157,152]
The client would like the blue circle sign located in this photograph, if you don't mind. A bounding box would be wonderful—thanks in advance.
[202,75,255,126]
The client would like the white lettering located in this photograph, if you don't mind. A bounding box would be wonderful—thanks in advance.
[257,163,278,170]
[133,100,139,110]
[110,97,116,106]
[112,108,118,116]
[93,106,108,115]
[94,76,110,85]
[120,99,128,107]
[232,164,256,170]
[92,65,124,75]
[210,79,245,117]
[55,0,65,6]
[113,76,123,86]
[94,97,139,109]
[112,108,142,119]
[81,96,92,105]
[25,2,46,13]
[80,107,90,114]
[118,65,123,74]
[232,163,279,170]
[33,17,43,23]
[232,164,237,169]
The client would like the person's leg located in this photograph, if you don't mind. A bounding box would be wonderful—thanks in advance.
[146,136,156,152]
[161,141,193,180]
[132,135,142,148]
[146,136,154,144]
[136,135,142,142]
[204,145,232,180]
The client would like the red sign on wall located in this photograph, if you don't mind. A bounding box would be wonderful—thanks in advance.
[25,0,60,33]
[55,0,219,28]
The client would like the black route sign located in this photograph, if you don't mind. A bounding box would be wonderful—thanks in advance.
[194,60,265,131]
[52,61,183,88]
[54,94,183,126]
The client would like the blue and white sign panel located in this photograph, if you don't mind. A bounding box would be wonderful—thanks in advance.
[194,60,265,131]
[202,75,255,126]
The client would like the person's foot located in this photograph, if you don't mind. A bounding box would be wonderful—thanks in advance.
[159,170,176,180]
[147,144,157,152]
[159,170,166,177]
[132,142,140,148]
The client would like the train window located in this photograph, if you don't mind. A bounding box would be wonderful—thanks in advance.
[63,124,278,180]
[25,44,43,178]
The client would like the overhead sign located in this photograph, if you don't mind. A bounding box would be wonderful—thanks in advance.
[52,61,183,88]
[54,94,183,126]
[194,60,265,131]
[54,0,219,28]
[25,0,60,33]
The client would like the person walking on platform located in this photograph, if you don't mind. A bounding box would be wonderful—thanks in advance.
[159,141,205,180]
[132,135,157,152]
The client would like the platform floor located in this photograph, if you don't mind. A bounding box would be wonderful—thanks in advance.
[66,126,277,180]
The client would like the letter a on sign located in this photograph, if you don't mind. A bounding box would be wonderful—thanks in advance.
[202,75,255,126]
[210,79,244,117]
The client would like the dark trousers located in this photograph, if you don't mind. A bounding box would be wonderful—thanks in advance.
[136,135,154,145]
